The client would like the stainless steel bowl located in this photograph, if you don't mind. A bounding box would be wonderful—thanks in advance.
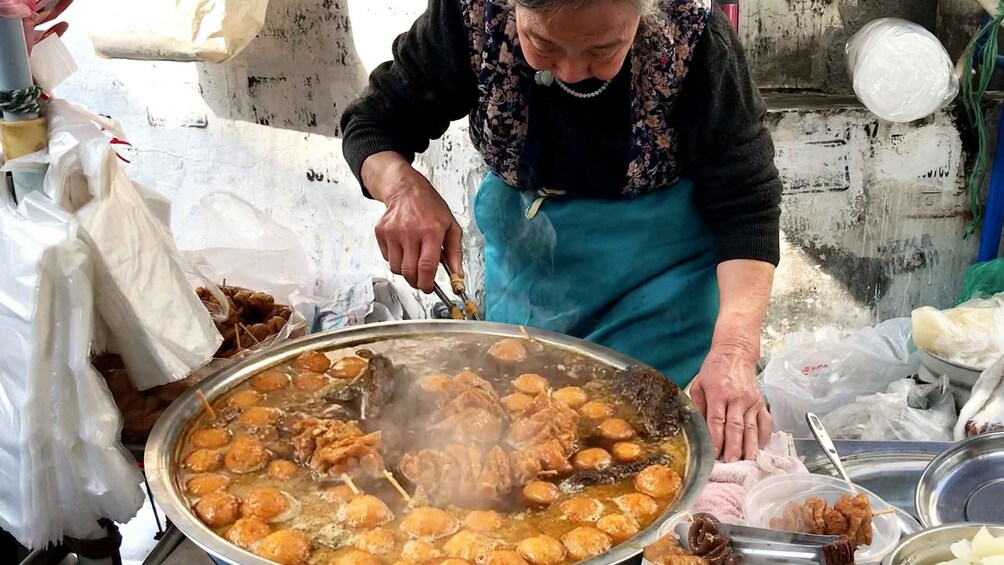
[883,523,1004,565]
[145,320,714,565]
[916,432,1004,527]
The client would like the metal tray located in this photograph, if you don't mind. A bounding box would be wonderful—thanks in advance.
[144,321,714,565]
[916,432,1004,527]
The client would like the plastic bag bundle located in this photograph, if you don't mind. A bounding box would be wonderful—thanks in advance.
[0,191,144,548]
[821,377,957,441]
[912,293,1004,370]
[846,18,959,122]
[762,318,919,437]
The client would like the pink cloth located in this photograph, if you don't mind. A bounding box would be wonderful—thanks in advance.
[690,432,809,523]
[0,0,72,55]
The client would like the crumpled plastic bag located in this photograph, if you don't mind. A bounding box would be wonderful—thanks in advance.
[821,377,957,441]
[912,292,1004,370]
[762,318,919,437]
[956,356,1004,439]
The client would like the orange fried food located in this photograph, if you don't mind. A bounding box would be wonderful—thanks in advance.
[486,550,530,565]
[190,427,231,449]
[186,473,230,497]
[634,465,682,500]
[561,527,612,561]
[225,435,271,473]
[442,531,504,563]
[490,339,528,364]
[225,518,271,549]
[615,493,660,519]
[354,528,396,556]
[597,418,636,441]
[512,374,549,395]
[596,513,639,542]
[293,371,331,392]
[241,487,291,522]
[402,539,440,562]
[517,535,566,565]
[522,481,561,506]
[194,491,240,528]
[228,389,262,408]
[572,448,613,471]
[266,459,299,480]
[253,529,312,565]
[501,393,534,413]
[579,401,612,420]
[239,406,282,427]
[559,498,605,522]
[184,448,224,473]
[330,356,369,379]
[294,351,332,373]
[251,370,290,392]
[400,507,459,540]
[611,442,645,463]
[344,495,392,528]
[552,387,588,408]
[463,510,504,533]
[333,549,381,565]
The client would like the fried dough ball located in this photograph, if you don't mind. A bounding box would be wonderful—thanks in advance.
[333,549,381,565]
[254,529,312,565]
[252,370,290,392]
[190,427,231,449]
[490,338,528,364]
[572,448,612,471]
[186,473,229,496]
[418,373,452,393]
[597,418,636,441]
[517,535,566,565]
[579,401,613,420]
[267,459,299,480]
[331,355,369,379]
[345,495,392,528]
[561,527,612,561]
[241,487,291,521]
[501,393,534,413]
[354,528,397,556]
[522,481,561,506]
[559,497,605,522]
[614,493,659,518]
[443,531,502,562]
[512,374,548,395]
[229,389,263,408]
[183,448,223,473]
[225,518,271,549]
[194,491,240,528]
[239,406,282,427]
[611,442,644,463]
[295,351,332,373]
[553,387,587,408]
[440,560,473,565]
[634,465,682,499]
[225,436,270,473]
[402,539,440,562]
[401,507,459,540]
[486,550,529,565]
[293,371,330,392]
[596,513,639,542]
[325,484,358,505]
[463,510,504,533]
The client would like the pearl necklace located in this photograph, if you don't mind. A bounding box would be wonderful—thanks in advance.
[534,71,611,99]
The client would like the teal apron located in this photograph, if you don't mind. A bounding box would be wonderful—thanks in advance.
[474,172,719,388]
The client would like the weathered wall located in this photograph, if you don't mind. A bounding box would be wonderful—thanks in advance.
[54,0,979,352]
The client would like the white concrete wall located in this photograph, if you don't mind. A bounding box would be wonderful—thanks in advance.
[53,0,977,352]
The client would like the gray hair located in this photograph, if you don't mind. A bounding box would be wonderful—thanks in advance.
[501,0,658,17]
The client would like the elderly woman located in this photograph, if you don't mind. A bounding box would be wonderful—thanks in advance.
[341,0,781,461]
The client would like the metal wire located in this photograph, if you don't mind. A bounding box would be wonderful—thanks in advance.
[0,85,43,115]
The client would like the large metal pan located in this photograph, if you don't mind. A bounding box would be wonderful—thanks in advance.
[145,321,714,565]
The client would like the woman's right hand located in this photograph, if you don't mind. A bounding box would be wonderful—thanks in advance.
[362,151,464,294]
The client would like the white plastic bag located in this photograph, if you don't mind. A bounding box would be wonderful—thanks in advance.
[821,377,957,441]
[763,318,920,437]
[957,356,1004,439]
[846,18,959,122]
[87,0,270,63]
[912,293,1004,370]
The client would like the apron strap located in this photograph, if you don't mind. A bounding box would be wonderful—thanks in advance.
[525,188,567,219]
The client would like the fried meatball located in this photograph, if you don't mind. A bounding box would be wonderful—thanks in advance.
[186,473,230,497]
[579,401,613,420]
[354,528,397,556]
[611,442,644,463]
[418,373,452,394]
[463,510,504,533]
[190,427,231,449]
[401,507,460,540]
[344,495,392,528]
[517,535,566,565]
[194,491,240,528]
[293,371,330,392]
[561,527,612,561]
[241,487,291,522]
[512,374,548,395]
[295,351,332,373]
[225,435,270,473]
[614,493,659,518]
[490,338,528,364]
[266,459,299,480]
[597,418,636,441]
[634,465,682,499]
[225,518,271,549]
[183,448,224,473]
[251,370,290,392]
[333,549,381,565]
[522,481,561,506]
[254,529,312,565]
[559,498,605,522]
[228,389,263,408]
[325,484,358,505]
[239,406,282,427]
[331,355,369,379]
[596,513,639,542]
[486,550,529,565]
[402,539,440,562]
[572,448,613,471]
[553,387,588,408]
[440,560,473,565]
[443,531,502,562]
[501,393,534,413]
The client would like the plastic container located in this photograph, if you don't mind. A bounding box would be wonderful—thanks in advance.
[744,474,901,564]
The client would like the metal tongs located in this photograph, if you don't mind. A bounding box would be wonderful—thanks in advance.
[433,252,480,320]
[673,521,846,565]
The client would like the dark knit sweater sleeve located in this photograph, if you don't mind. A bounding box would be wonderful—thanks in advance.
[339,0,478,196]
[675,11,782,266]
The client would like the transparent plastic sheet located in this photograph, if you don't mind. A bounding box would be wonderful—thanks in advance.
[762,318,919,437]
[846,18,959,122]
[912,293,1004,370]
[821,377,957,441]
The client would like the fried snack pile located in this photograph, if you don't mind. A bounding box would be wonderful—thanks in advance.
[772,493,873,547]
[291,418,384,479]
[196,284,292,359]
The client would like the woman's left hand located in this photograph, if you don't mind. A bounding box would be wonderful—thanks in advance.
[690,342,772,462]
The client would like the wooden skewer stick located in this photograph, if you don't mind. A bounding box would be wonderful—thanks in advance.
[342,474,361,495]
[383,470,413,505]
[873,508,895,517]
[239,323,261,345]
[518,325,531,340]
[196,390,217,421]
[235,323,242,350]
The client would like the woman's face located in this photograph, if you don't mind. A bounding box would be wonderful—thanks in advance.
[516,0,640,84]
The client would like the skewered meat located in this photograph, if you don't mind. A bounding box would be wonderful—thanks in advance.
[771,494,873,547]
[617,366,686,438]
[688,513,743,565]
[290,418,383,479]
[506,393,579,482]
[426,372,508,444]
[399,445,514,507]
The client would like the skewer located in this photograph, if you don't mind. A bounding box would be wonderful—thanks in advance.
[342,474,361,495]
[433,283,464,320]
[439,255,480,320]
[235,323,242,350]
[383,470,413,505]
[239,323,261,344]
[519,325,531,340]
[196,390,217,421]
[872,508,895,517]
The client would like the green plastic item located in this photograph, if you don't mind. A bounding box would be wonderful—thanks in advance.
[961,258,1004,303]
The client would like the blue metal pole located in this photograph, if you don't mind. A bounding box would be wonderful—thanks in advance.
[0,17,45,201]
[977,104,1004,261]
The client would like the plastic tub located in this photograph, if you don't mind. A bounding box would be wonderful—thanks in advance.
[744,474,901,564]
